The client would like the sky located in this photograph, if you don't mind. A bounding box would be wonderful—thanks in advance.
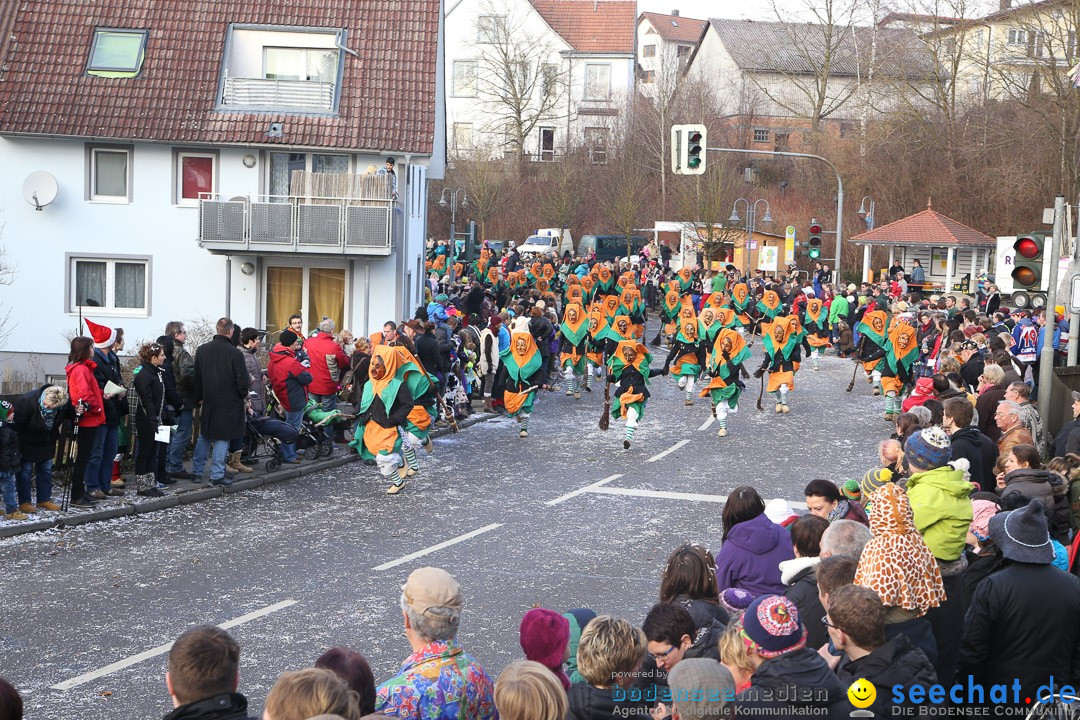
[635,0,998,23]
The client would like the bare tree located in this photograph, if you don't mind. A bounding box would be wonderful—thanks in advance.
[597,120,653,261]
[445,153,520,243]
[0,221,15,349]
[635,43,686,218]
[473,3,569,170]
[537,150,587,238]
[671,154,745,267]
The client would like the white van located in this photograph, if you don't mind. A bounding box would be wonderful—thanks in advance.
[518,228,574,256]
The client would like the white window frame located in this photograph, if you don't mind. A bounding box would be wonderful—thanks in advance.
[67,254,151,317]
[88,146,132,203]
[262,46,339,82]
[753,128,769,143]
[642,70,655,83]
[175,151,218,206]
[452,60,478,97]
[584,63,611,100]
[453,122,474,151]
[476,15,505,43]
[539,127,556,162]
[262,260,351,333]
[584,127,609,165]
[1007,28,1028,45]
[642,44,656,58]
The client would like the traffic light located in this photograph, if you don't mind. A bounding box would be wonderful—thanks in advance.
[1011,232,1047,289]
[465,220,478,263]
[808,219,823,260]
[671,124,707,175]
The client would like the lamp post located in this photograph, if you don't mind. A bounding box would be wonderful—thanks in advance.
[437,188,468,288]
[857,196,875,283]
[729,198,772,273]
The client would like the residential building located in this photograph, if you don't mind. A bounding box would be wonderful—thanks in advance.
[0,0,444,389]
[445,0,635,163]
[636,11,707,98]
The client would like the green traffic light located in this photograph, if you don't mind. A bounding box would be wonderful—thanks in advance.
[688,157,701,168]
[809,248,820,259]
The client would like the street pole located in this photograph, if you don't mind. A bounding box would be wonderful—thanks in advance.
[707,146,844,278]
[1069,200,1079,366]
[1038,195,1065,411]
[447,211,457,288]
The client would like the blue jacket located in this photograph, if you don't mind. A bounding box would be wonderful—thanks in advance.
[714,513,794,597]
[497,326,511,353]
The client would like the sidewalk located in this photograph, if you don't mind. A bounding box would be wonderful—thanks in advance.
[0,413,496,540]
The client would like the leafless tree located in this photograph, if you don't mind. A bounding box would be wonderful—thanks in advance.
[597,118,653,261]
[0,221,15,349]
[671,154,746,267]
[537,149,587,238]
[444,153,520,244]
[635,43,686,218]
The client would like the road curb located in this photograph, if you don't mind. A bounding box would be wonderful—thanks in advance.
[0,412,498,540]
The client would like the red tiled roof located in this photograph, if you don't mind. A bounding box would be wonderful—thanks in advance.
[639,12,708,44]
[530,0,636,53]
[849,204,996,247]
[0,0,439,153]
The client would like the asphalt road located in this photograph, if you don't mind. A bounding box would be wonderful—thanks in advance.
[0,336,884,720]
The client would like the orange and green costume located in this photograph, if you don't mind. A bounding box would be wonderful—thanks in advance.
[607,340,664,446]
[501,332,544,435]
[701,328,751,435]
[559,302,589,378]
[883,320,919,418]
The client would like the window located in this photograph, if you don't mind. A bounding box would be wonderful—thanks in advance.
[677,44,691,56]
[69,256,149,314]
[263,47,337,82]
[268,152,350,197]
[584,64,611,100]
[176,152,216,205]
[585,127,609,164]
[89,147,131,202]
[973,29,984,49]
[642,70,655,83]
[453,122,474,150]
[477,15,505,43]
[539,127,555,162]
[753,128,769,143]
[643,44,656,57]
[774,133,789,150]
[1008,28,1028,45]
[265,265,346,338]
[542,63,558,96]
[87,28,148,76]
[452,60,478,96]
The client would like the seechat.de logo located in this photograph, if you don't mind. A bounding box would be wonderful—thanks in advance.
[848,678,876,718]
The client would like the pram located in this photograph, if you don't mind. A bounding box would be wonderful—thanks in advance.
[265,382,354,460]
[243,413,299,472]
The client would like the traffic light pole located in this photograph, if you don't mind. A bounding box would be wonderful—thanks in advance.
[1038,195,1066,413]
[706,146,844,278]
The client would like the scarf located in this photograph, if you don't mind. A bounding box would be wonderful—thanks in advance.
[827,499,851,523]
[39,395,57,431]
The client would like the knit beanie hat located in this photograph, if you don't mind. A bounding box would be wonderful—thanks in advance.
[279,329,299,347]
[740,595,807,659]
[841,479,862,503]
[764,498,798,527]
[905,426,952,471]
[0,400,12,422]
[860,467,893,499]
[970,499,999,542]
[519,608,570,671]
[719,588,755,618]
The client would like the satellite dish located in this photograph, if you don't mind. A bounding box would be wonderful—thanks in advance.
[22,171,58,211]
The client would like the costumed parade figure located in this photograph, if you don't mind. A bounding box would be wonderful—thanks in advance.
[803,297,831,371]
[584,303,607,392]
[559,302,589,399]
[501,331,544,438]
[607,340,666,449]
[653,285,682,347]
[701,328,750,437]
[756,315,801,414]
[663,315,705,406]
[882,319,918,421]
[857,310,889,396]
[353,345,419,494]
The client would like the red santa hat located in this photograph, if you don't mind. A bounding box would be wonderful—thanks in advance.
[85,318,117,348]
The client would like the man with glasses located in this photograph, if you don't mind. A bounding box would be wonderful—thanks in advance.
[165,320,196,479]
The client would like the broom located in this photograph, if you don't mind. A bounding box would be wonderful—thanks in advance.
[846,360,860,393]
[755,368,766,411]
[599,380,611,431]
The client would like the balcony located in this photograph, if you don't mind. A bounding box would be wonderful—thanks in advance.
[198,194,394,256]
[220,77,335,112]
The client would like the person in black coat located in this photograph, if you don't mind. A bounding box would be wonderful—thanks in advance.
[11,385,70,512]
[162,626,259,720]
[958,340,984,393]
[782,515,830,650]
[414,324,442,382]
[132,343,168,497]
[192,319,250,484]
[527,307,555,388]
[830,584,938,717]
[944,397,998,491]
[0,401,22,518]
[958,502,1080,707]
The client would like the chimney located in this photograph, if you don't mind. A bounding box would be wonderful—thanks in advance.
[999,0,1010,9]
[672,9,680,16]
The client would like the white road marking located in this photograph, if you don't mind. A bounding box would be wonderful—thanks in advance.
[697,416,714,431]
[50,599,298,691]
[545,474,622,506]
[589,487,729,503]
[646,438,690,463]
[374,523,503,571]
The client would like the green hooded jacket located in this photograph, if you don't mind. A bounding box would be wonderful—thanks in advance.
[905,464,973,562]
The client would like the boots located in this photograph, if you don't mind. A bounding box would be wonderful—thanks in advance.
[136,474,164,498]
[227,451,253,474]
[482,397,494,413]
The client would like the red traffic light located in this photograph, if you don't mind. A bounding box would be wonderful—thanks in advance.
[1014,236,1041,259]
[809,224,822,235]
[688,131,702,143]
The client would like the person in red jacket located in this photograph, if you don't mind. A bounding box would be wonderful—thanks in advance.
[267,330,312,464]
[902,376,936,413]
[305,317,350,413]
[64,336,105,508]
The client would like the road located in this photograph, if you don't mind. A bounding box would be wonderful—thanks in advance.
[0,339,883,720]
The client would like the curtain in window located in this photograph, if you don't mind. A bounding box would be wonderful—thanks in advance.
[312,154,348,174]
[269,153,307,199]
[114,262,146,308]
[181,156,214,200]
[265,267,304,338]
[308,268,345,332]
[95,151,128,197]
[75,261,107,308]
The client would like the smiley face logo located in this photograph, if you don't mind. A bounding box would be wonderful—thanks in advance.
[847,679,876,709]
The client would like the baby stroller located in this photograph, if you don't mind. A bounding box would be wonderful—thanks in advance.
[243,412,298,472]
[299,399,354,459]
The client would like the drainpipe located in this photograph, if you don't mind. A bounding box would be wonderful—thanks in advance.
[364,260,371,335]
[225,256,232,318]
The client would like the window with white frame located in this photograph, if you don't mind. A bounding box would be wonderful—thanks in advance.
[476,15,505,43]
[642,70,655,83]
[69,256,149,314]
[89,147,131,202]
[87,28,148,77]
[541,63,558,96]
[753,128,769,143]
[585,127,609,164]
[1008,28,1028,45]
[176,152,216,205]
[452,60,478,96]
[453,123,474,151]
[642,44,656,57]
[268,152,349,198]
[263,47,337,82]
[584,63,611,100]
[539,127,555,161]
[677,44,691,56]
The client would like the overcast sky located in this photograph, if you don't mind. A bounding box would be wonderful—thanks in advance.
[636,0,998,23]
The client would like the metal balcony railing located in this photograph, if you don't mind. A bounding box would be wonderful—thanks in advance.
[220,77,335,111]
[197,194,394,255]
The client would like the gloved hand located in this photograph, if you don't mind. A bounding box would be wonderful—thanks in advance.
[753,366,765,379]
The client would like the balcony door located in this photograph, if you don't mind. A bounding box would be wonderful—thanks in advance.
[268,152,350,199]
[265,264,347,338]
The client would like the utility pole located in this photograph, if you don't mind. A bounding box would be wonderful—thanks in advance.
[1038,195,1065,410]
[1068,201,1079,366]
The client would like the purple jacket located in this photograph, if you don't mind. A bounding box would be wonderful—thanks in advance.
[715,513,795,597]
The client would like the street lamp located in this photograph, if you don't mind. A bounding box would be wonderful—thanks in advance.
[730,198,772,269]
[857,196,875,283]
[437,187,468,287]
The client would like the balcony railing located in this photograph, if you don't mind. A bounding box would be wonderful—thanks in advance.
[198,194,394,255]
[220,77,335,111]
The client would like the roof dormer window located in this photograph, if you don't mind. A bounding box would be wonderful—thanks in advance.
[87,28,148,78]
[218,25,345,114]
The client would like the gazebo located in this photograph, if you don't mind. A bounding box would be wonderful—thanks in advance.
[849,201,997,293]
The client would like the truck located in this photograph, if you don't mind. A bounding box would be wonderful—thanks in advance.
[577,234,648,263]
[995,235,1073,310]
[517,228,574,256]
